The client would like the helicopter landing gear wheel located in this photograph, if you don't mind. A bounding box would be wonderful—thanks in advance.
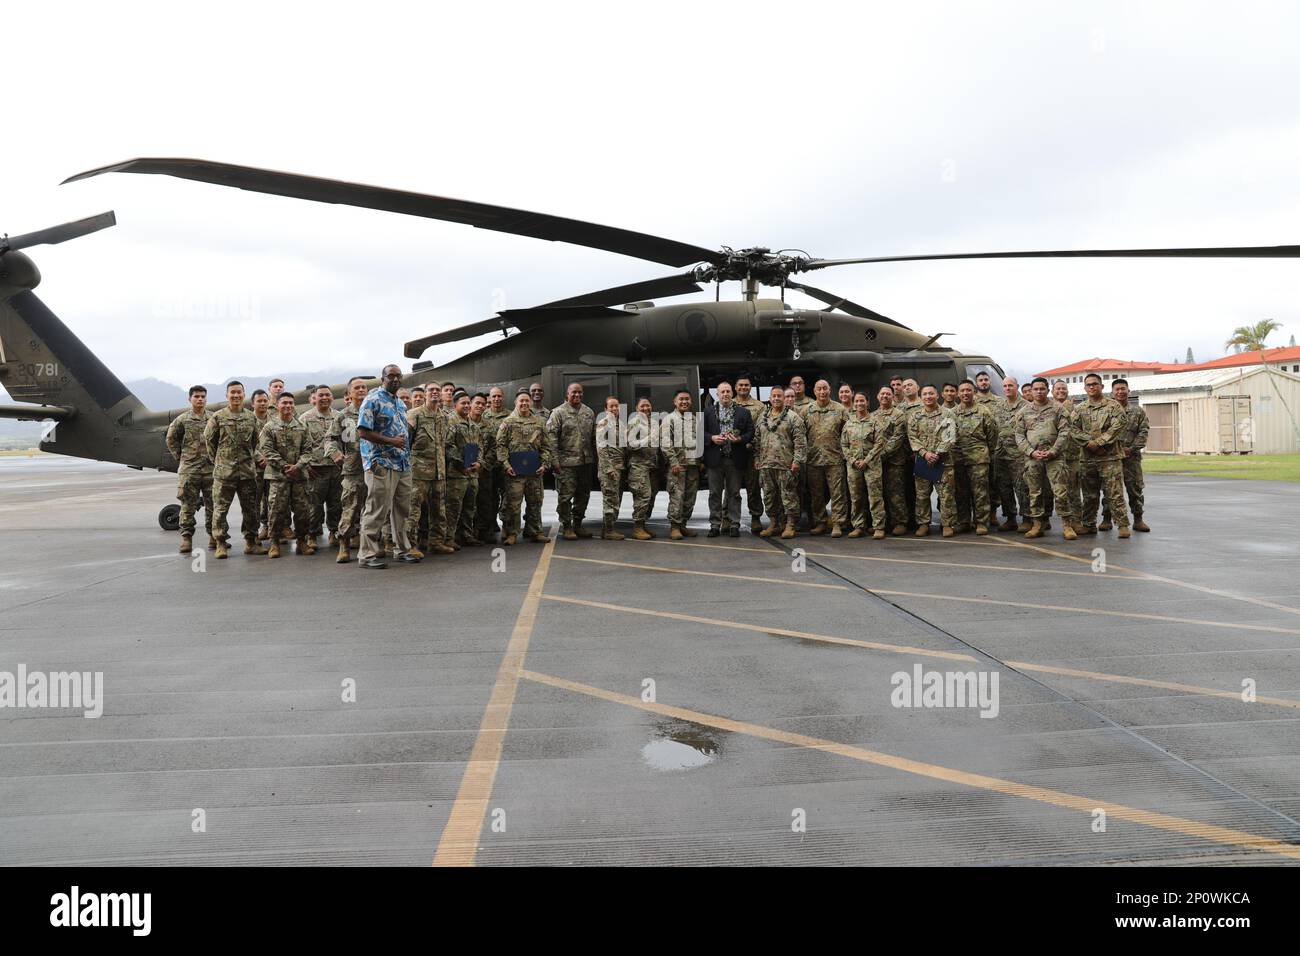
[159,503,181,531]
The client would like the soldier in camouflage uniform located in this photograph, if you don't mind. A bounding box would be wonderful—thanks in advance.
[1052,380,1084,523]
[497,390,555,544]
[459,394,489,545]
[841,392,887,538]
[1072,373,1131,537]
[952,380,997,534]
[756,387,807,539]
[907,386,957,536]
[733,377,767,533]
[595,395,626,540]
[299,386,344,550]
[661,389,702,539]
[259,393,320,556]
[476,388,509,542]
[405,391,453,558]
[804,380,849,537]
[547,382,597,540]
[992,377,1031,531]
[324,377,368,562]
[1108,380,1151,532]
[203,381,264,559]
[787,376,815,527]
[166,385,215,553]
[625,398,659,540]
[873,387,910,534]
[1014,378,1077,539]
[444,391,483,550]
[249,389,272,541]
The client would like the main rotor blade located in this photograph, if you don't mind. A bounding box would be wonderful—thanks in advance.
[404,305,629,358]
[804,244,1300,270]
[543,272,702,308]
[784,280,910,330]
[65,159,720,268]
[3,211,116,252]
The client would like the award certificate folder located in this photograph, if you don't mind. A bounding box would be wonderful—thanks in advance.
[913,453,944,483]
[509,450,541,475]
[463,443,480,468]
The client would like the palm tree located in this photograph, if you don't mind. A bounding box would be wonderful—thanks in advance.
[1224,318,1282,354]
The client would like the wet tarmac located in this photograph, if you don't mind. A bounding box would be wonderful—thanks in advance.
[1,455,1298,866]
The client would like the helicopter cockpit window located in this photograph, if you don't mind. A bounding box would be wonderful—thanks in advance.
[963,362,1001,383]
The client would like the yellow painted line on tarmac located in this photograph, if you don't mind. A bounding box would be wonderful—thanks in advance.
[433,534,557,867]
[519,669,1300,862]
[543,594,1300,711]
[551,554,848,590]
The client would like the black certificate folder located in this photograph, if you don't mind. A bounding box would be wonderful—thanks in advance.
[913,453,944,483]
[463,443,480,468]
[509,450,541,475]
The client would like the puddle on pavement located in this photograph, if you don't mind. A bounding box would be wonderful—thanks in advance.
[641,720,723,771]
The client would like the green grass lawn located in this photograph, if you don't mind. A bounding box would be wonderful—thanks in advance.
[1144,453,1300,482]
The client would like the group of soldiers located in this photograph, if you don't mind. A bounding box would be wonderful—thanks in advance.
[164,365,1150,564]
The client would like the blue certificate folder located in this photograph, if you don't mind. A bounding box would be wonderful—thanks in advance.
[463,443,480,468]
[913,453,944,483]
[509,450,541,475]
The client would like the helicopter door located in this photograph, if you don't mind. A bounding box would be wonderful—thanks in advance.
[551,372,615,414]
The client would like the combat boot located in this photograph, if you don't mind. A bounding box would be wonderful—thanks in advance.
[999,517,1018,532]
[306,534,318,553]
[751,517,764,534]
[530,532,549,543]
[1018,519,1033,533]
[574,521,593,539]
[298,537,314,556]
[328,531,339,547]
[780,520,797,539]
[1098,517,1113,531]
[562,524,578,541]
[809,521,828,536]
[914,525,929,537]
[1024,520,1043,539]
[601,517,624,541]
[268,541,281,558]
[872,529,886,540]
[179,534,193,554]
[431,542,456,554]
[847,528,865,539]
[208,535,218,551]
[942,526,955,537]
[681,525,697,537]
[891,524,907,536]
[1062,523,1078,540]
[759,522,777,538]
[335,542,348,563]
[1080,524,1097,535]
[215,539,229,559]
[257,524,269,542]
[830,524,844,538]
[462,535,484,547]
[670,525,684,540]
[975,524,989,535]
[407,547,425,560]
[244,536,264,555]
[632,522,654,541]
[503,533,517,546]
[1117,525,1131,539]
[1134,516,1151,532]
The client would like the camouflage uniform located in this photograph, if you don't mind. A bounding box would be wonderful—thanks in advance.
[258,415,318,540]
[165,408,213,538]
[734,396,767,523]
[1110,402,1149,523]
[324,403,365,543]
[660,408,702,529]
[992,397,1030,522]
[497,409,554,537]
[459,416,488,541]
[405,404,449,545]
[1057,400,1084,520]
[1014,401,1074,521]
[952,403,996,529]
[547,401,596,532]
[1072,397,1130,529]
[625,411,658,522]
[899,398,924,526]
[878,405,910,530]
[595,410,626,522]
[840,412,886,531]
[756,407,807,522]
[253,411,272,534]
[791,395,815,522]
[803,400,849,529]
[475,407,508,539]
[907,405,957,528]
[299,405,344,539]
[203,406,260,544]
[444,412,480,546]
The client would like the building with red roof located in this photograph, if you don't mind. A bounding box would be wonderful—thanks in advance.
[1038,347,1300,382]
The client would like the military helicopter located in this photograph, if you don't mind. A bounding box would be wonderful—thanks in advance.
[4,157,1300,530]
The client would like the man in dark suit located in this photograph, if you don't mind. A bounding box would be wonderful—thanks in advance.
[703,381,755,537]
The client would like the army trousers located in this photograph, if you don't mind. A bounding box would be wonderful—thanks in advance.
[445,476,470,545]
[1081,457,1130,528]
[338,472,366,542]
[504,475,545,537]
[743,460,764,519]
[406,477,446,544]
[476,467,502,538]
[212,477,258,543]
[1024,456,1076,520]
[994,455,1029,522]
[457,475,479,540]
[915,460,957,529]
[627,461,655,522]
[305,463,343,536]
[707,457,742,530]
[881,454,910,529]
[1063,456,1083,520]
[177,472,213,537]
[953,461,992,528]
[267,479,312,541]
[598,464,625,521]
[666,463,701,527]
[806,462,849,528]
[255,473,269,529]
[555,464,593,529]
[761,466,800,523]
[846,458,885,531]
[359,465,413,561]
[1105,455,1146,521]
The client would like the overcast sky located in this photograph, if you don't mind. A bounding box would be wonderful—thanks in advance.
[5,0,1299,391]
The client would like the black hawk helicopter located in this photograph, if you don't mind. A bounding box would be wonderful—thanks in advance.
[3,157,1299,530]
